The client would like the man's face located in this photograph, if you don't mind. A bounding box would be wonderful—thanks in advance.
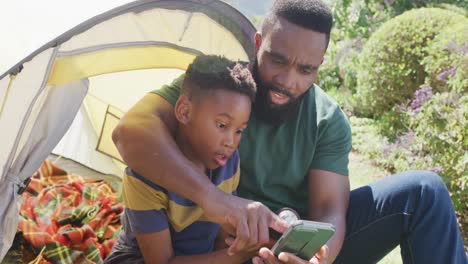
[183,89,251,170]
[253,17,327,125]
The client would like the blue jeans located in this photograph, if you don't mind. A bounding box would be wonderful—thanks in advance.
[334,170,467,264]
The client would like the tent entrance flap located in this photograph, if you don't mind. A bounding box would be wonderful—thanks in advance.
[96,105,125,163]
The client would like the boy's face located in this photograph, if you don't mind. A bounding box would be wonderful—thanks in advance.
[177,88,251,170]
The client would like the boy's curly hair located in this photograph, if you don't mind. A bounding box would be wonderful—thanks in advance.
[182,55,256,101]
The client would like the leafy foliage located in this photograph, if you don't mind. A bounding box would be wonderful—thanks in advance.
[408,91,467,210]
[423,21,468,93]
[355,8,466,117]
[323,0,468,249]
[351,89,467,224]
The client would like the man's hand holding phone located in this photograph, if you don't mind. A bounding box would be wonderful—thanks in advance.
[253,208,335,264]
[252,245,330,264]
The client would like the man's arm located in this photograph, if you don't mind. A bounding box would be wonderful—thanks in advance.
[252,170,349,264]
[113,93,210,207]
[305,103,351,262]
[113,93,287,253]
[307,169,349,263]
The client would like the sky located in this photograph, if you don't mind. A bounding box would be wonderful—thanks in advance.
[0,0,275,74]
[0,0,274,75]
[0,0,133,74]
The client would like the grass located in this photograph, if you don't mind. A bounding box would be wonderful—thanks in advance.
[348,151,402,264]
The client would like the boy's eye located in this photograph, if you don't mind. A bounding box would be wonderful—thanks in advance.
[216,122,226,129]
[236,129,244,135]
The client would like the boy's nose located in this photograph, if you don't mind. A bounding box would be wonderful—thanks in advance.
[223,134,234,148]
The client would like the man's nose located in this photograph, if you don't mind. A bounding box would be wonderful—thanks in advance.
[273,68,296,93]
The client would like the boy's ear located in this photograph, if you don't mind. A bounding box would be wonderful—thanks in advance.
[174,95,192,124]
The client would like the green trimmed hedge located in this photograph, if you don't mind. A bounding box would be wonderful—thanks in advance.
[355,8,466,117]
[423,21,468,93]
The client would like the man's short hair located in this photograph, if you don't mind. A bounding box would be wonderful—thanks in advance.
[261,0,333,48]
[182,55,257,102]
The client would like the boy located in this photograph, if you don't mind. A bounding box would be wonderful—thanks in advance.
[105,55,257,264]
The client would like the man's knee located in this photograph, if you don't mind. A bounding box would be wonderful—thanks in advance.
[407,170,446,190]
[403,170,450,205]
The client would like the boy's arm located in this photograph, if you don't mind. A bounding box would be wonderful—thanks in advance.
[113,92,288,253]
[136,229,254,264]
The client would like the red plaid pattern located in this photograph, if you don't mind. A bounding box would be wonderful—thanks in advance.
[18,160,123,263]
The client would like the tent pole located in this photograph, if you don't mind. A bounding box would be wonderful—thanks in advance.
[0,75,16,119]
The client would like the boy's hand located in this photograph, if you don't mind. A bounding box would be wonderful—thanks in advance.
[252,246,330,264]
[200,188,288,255]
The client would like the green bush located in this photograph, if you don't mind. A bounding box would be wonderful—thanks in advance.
[409,91,467,199]
[423,21,468,93]
[433,3,468,15]
[388,90,467,219]
[374,109,408,141]
[376,91,467,212]
[349,116,387,160]
[355,8,466,117]
[316,37,361,113]
[333,38,362,96]
[316,38,342,93]
[350,90,467,236]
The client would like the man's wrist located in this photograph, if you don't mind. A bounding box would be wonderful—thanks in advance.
[197,182,223,209]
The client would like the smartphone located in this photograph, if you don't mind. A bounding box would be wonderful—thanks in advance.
[271,220,335,260]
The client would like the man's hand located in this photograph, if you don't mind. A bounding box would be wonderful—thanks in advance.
[252,246,329,264]
[200,188,288,255]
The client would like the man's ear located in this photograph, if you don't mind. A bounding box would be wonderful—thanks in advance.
[174,95,192,124]
[254,32,262,53]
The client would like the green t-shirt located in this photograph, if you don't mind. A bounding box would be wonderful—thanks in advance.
[152,74,352,218]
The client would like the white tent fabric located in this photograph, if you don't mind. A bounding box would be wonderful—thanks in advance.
[0,79,88,260]
[0,0,255,260]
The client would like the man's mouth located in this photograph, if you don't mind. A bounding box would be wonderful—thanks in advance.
[214,153,228,167]
[269,91,291,105]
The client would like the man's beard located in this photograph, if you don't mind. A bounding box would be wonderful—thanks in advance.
[252,60,303,126]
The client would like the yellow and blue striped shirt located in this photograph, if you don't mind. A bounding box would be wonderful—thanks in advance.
[118,150,240,256]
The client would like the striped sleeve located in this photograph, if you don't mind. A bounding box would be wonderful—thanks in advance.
[122,168,169,233]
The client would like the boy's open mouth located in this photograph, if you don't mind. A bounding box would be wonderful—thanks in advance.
[214,153,228,167]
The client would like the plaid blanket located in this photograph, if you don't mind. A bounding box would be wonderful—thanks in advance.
[18,160,123,264]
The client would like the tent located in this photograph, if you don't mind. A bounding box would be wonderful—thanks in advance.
[0,0,256,260]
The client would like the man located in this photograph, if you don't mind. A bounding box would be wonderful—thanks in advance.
[113,0,467,263]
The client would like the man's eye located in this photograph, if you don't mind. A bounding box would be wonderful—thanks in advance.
[271,57,284,64]
[236,129,244,135]
[216,122,226,129]
[300,68,313,75]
